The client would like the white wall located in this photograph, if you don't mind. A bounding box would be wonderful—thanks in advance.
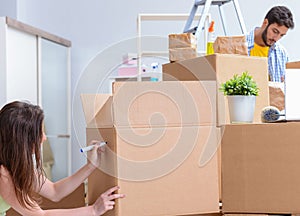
[0,0,17,18]
[1,0,299,173]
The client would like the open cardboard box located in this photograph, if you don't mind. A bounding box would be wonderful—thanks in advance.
[162,54,270,125]
[81,81,220,216]
[221,122,300,214]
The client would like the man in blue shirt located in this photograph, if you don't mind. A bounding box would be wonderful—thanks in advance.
[246,6,294,82]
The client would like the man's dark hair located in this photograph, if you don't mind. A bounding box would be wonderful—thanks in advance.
[265,6,294,29]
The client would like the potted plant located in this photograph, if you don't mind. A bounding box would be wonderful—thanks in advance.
[219,71,259,123]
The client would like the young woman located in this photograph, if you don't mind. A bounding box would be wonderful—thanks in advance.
[0,101,125,215]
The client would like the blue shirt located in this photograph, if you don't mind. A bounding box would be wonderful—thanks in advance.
[246,28,289,82]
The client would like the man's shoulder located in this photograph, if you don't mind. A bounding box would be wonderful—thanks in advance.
[273,42,288,54]
[246,28,255,37]
[246,28,257,47]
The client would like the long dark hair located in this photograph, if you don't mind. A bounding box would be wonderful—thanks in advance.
[0,101,45,208]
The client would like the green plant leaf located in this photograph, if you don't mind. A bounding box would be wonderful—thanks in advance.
[219,71,259,96]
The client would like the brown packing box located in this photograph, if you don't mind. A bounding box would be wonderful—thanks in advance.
[169,33,197,49]
[81,81,220,216]
[82,81,217,128]
[221,122,300,214]
[162,54,270,125]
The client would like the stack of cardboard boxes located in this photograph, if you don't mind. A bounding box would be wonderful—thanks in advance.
[163,55,300,215]
[80,53,273,215]
[82,53,300,215]
[81,81,220,215]
[221,60,300,215]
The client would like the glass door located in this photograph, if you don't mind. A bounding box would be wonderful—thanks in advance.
[39,38,71,181]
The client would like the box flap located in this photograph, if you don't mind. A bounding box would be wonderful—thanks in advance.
[80,94,113,128]
[163,55,217,81]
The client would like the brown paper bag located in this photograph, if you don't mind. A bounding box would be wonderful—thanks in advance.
[268,81,285,111]
[168,33,197,49]
[213,35,248,55]
[169,47,197,62]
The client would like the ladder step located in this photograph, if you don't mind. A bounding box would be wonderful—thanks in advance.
[184,0,247,38]
[184,27,198,34]
[195,0,231,6]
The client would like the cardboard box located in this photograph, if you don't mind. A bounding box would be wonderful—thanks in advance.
[221,122,300,214]
[81,81,220,216]
[82,81,217,128]
[162,54,270,125]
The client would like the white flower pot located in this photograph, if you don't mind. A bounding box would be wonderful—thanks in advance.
[227,95,256,123]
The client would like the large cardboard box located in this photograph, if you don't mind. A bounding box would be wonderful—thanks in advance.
[81,81,220,216]
[162,54,270,125]
[221,122,300,214]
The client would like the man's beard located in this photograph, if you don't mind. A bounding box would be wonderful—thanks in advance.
[261,24,273,47]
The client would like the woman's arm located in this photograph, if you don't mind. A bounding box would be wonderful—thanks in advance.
[1,166,124,216]
[38,162,95,202]
[19,187,123,216]
[39,141,102,201]
[8,185,123,216]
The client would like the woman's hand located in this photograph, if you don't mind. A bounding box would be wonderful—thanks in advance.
[87,140,105,168]
[92,186,125,215]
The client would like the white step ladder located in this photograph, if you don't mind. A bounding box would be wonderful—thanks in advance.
[184,0,247,39]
